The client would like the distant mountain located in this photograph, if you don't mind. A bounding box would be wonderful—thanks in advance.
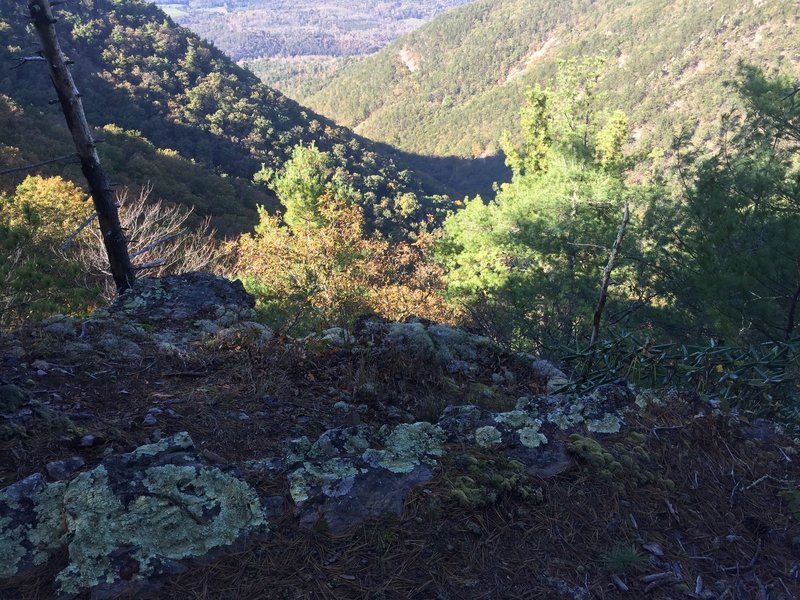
[0,0,448,235]
[152,0,474,61]
[291,0,800,160]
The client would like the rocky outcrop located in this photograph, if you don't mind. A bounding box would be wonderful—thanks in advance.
[0,432,269,598]
[4,274,788,599]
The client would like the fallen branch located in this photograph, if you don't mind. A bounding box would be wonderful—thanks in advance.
[0,153,77,176]
[10,55,46,69]
[129,230,186,259]
[62,210,98,250]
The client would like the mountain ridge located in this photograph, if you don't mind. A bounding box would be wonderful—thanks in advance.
[0,0,450,235]
[291,0,800,162]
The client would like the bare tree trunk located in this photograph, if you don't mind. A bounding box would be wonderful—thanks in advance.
[786,281,800,341]
[590,200,630,346]
[28,0,135,293]
[578,201,630,386]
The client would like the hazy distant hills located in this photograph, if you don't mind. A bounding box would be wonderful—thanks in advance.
[0,0,449,234]
[291,0,800,159]
[152,0,474,61]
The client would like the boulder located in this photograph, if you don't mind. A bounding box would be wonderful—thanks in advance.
[0,432,268,598]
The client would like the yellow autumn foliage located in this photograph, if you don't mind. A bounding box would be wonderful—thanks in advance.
[234,193,458,332]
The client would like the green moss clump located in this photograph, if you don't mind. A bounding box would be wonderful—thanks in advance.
[445,450,543,509]
[781,489,800,521]
[566,433,673,492]
[0,423,28,441]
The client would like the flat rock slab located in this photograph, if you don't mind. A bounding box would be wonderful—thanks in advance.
[0,432,267,598]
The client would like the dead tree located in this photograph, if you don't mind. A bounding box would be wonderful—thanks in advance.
[27,0,135,293]
[578,200,631,385]
[590,200,631,346]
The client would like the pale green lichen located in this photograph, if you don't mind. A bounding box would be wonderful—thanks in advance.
[427,324,493,363]
[586,413,623,434]
[494,410,537,429]
[288,458,360,502]
[513,397,541,417]
[284,437,312,465]
[28,481,69,565]
[288,469,312,503]
[0,516,27,578]
[547,404,585,430]
[53,462,266,595]
[474,426,502,448]
[386,322,434,356]
[635,390,664,410]
[308,427,371,459]
[362,422,445,474]
[518,426,548,448]
[134,431,194,457]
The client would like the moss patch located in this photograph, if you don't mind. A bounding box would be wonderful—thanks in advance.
[566,432,674,493]
[444,449,544,509]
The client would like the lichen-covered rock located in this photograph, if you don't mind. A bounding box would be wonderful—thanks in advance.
[285,423,445,533]
[99,332,142,362]
[529,359,570,393]
[0,432,267,598]
[475,425,502,448]
[42,314,78,338]
[363,422,445,473]
[353,316,499,373]
[110,272,255,324]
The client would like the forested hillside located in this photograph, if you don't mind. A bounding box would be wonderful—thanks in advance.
[154,0,473,61]
[294,0,800,159]
[0,0,446,235]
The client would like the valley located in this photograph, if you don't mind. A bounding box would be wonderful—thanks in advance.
[152,0,474,90]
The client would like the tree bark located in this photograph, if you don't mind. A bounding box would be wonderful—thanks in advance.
[590,201,630,346]
[28,0,135,293]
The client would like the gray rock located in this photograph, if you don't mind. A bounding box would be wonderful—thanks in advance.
[0,432,267,597]
[45,456,85,480]
[43,315,77,338]
[111,273,254,323]
[99,332,142,362]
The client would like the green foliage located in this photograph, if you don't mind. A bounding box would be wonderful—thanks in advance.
[601,545,648,575]
[0,0,445,239]
[295,0,799,172]
[437,61,655,349]
[234,194,456,335]
[679,64,800,342]
[0,178,101,328]
[499,86,550,177]
[269,143,334,230]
